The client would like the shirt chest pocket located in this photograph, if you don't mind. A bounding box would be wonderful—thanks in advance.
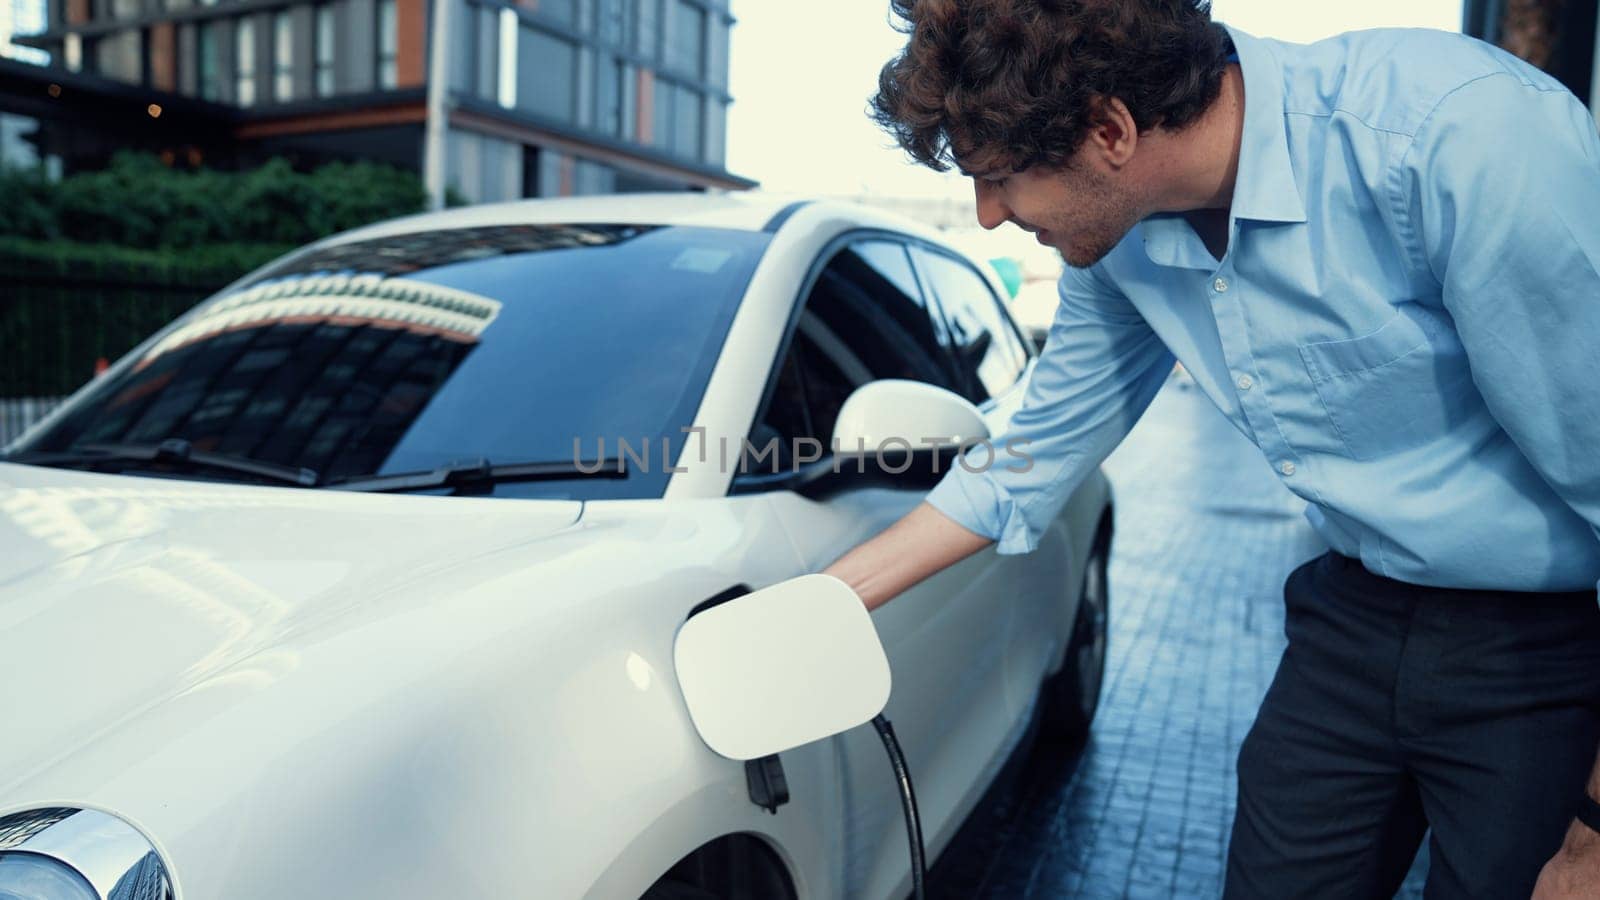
[1297,306,1476,461]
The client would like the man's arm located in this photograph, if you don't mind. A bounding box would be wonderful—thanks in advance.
[822,501,995,611]
[1408,73,1600,552]
[1402,72,1600,897]
[824,260,1174,610]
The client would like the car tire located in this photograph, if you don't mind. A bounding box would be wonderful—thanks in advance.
[640,880,722,900]
[1040,514,1112,745]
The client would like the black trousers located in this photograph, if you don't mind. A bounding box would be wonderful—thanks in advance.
[1223,551,1600,899]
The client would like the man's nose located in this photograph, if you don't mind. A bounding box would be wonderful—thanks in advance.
[973,179,1010,231]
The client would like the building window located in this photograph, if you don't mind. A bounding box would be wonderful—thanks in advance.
[573,159,617,196]
[705,95,725,164]
[595,54,623,136]
[0,113,46,170]
[708,15,727,88]
[516,24,575,121]
[93,28,142,84]
[672,83,701,158]
[597,0,626,47]
[376,0,397,89]
[481,133,520,200]
[633,0,657,59]
[666,0,703,78]
[537,0,574,28]
[649,79,702,159]
[315,4,335,96]
[446,0,473,92]
[620,62,636,139]
[651,75,671,152]
[235,17,256,106]
[446,130,522,203]
[197,21,220,100]
[473,4,500,102]
[497,7,516,107]
[273,10,293,101]
[521,145,542,197]
[5,0,49,62]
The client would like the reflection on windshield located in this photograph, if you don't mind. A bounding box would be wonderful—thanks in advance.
[269,223,644,279]
[10,223,770,501]
[135,272,502,373]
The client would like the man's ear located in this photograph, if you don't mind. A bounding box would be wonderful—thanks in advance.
[1084,96,1138,169]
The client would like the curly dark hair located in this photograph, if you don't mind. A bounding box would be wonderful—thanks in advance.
[870,0,1231,176]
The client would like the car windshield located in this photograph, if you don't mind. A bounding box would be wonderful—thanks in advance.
[6,223,771,501]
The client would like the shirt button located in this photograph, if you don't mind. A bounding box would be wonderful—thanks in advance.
[1213,277,1230,293]
[1236,374,1254,391]
[1278,460,1296,477]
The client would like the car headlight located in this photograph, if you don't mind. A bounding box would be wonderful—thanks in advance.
[0,808,172,900]
[0,853,98,900]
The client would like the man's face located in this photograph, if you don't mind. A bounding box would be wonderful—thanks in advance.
[972,145,1146,269]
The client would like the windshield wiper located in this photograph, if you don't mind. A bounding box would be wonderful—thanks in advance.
[6,439,320,487]
[322,456,628,494]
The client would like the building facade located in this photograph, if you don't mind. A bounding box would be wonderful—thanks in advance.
[5,0,750,196]
[2,0,49,63]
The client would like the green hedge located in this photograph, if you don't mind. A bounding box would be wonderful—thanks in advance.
[1,151,431,249]
[2,153,439,397]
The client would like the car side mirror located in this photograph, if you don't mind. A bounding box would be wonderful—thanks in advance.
[725,380,993,500]
[674,574,891,760]
[830,379,990,457]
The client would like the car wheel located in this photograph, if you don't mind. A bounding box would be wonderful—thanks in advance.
[640,880,723,900]
[1041,514,1112,744]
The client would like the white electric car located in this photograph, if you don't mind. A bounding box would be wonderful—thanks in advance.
[0,194,1112,900]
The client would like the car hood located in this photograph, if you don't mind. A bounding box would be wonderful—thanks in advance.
[0,462,584,792]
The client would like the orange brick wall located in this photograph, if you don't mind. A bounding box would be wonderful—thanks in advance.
[637,68,654,144]
[559,153,575,196]
[396,0,425,88]
[150,23,176,92]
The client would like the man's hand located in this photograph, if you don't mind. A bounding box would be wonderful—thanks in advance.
[821,501,994,611]
[1534,745,1600,900]
[1532,816,1600,899]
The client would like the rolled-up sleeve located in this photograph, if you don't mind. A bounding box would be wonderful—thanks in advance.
[1404,72,1600,586]
[924,261,1175,554]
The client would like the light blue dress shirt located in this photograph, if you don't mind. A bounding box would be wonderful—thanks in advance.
[925,23,1600,593]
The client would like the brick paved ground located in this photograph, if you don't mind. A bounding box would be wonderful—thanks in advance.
[930,372,1430,898]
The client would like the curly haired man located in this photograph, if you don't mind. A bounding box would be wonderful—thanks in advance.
[821,1,1600,896]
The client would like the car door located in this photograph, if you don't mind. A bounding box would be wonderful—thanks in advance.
[909,245,1072,725]
[740,236,1027,899]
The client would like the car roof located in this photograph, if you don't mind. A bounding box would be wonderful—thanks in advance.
[320,192,817,248]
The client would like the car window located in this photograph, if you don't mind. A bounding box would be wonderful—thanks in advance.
[851,240,961,364]
[744,323,856,472]
[807,240,963,393]
[912,247,1030,402]
[745,239,960,470]
[8,224,771,501]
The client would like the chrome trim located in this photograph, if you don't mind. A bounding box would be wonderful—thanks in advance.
[0,808,173,900]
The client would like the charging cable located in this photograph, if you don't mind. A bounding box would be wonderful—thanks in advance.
[871,714,927,900]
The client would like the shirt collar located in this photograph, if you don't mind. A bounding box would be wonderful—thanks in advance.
[1134,24,1306,271]
[1222,23,1307,225]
